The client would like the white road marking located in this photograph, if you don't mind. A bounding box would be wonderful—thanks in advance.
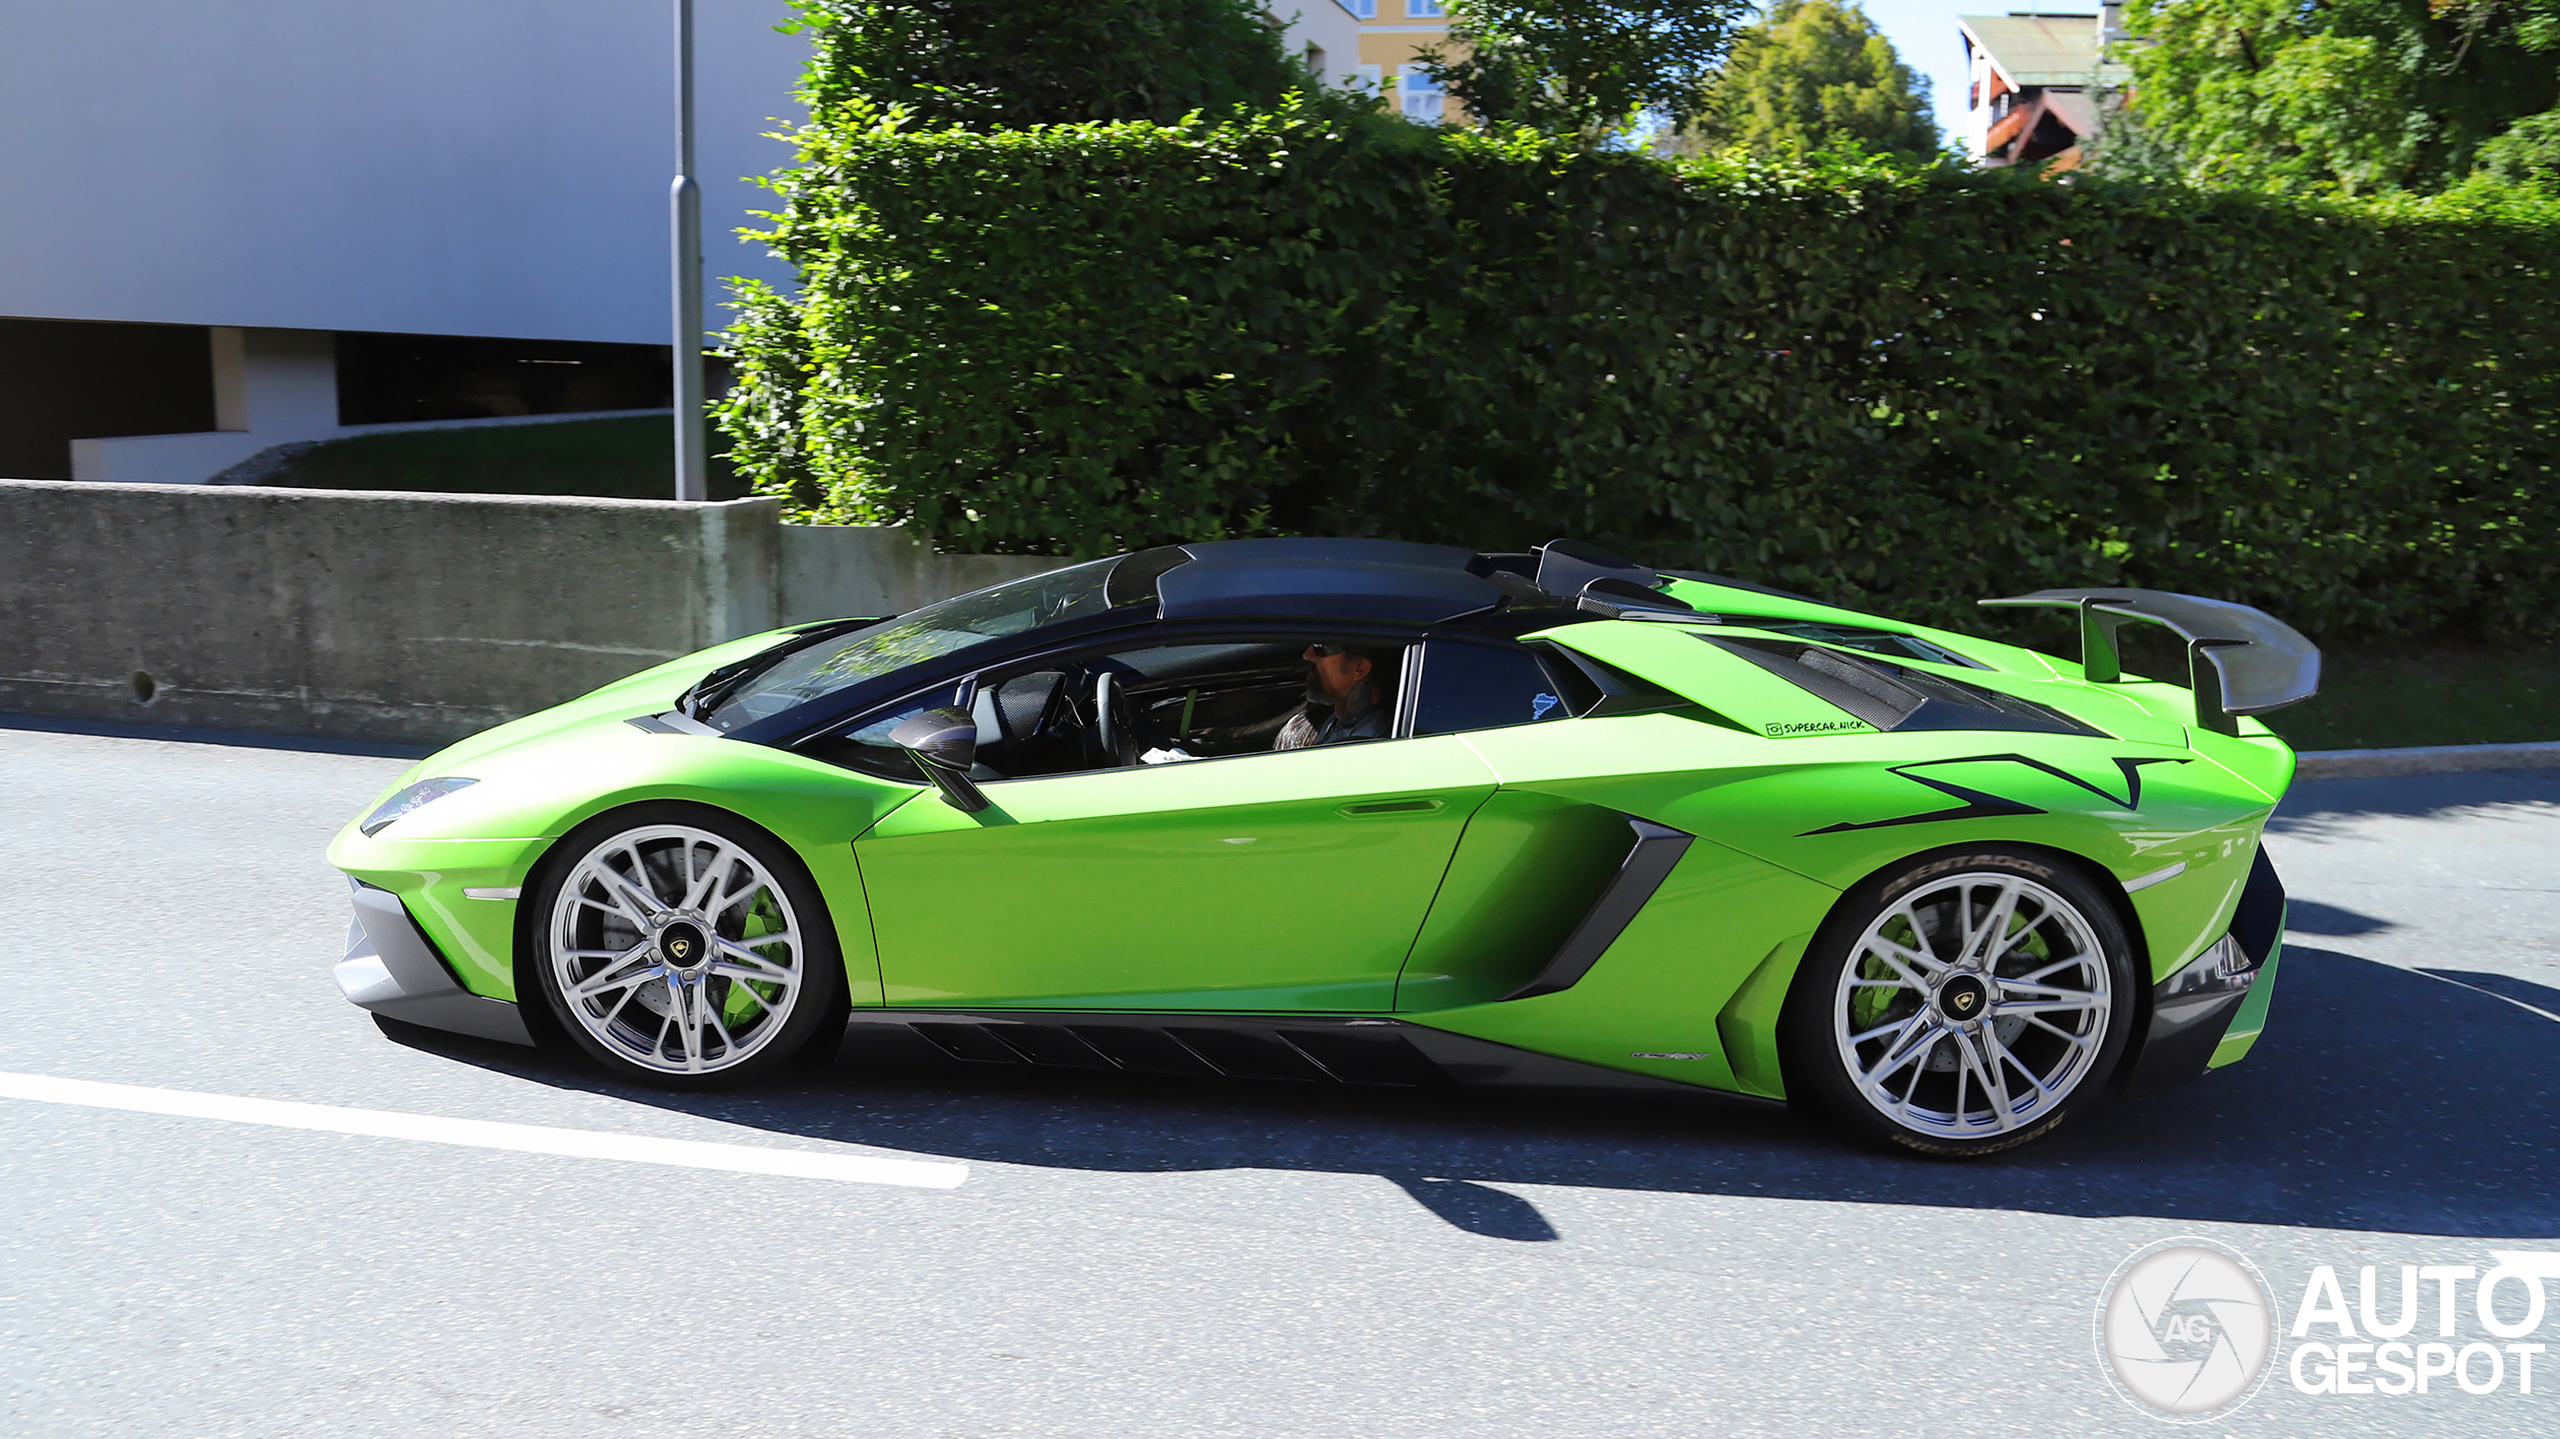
[2407,969,2560,1024]
[0,1071,968,1189]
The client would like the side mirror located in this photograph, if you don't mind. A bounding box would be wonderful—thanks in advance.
[888,707,991,813]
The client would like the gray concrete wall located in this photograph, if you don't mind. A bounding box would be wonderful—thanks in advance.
[75,406,674,486]
[0,479,1056,746]
[777,524,1064,624]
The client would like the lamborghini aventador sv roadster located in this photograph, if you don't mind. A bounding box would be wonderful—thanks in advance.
[328,538,2307,1155]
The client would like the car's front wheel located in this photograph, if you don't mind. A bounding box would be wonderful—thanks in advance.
[528,804,843,1088]
[1781,848,2137,1157]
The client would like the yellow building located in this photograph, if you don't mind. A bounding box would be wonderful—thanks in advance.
[1341,1,1457,123]
[1273,0,1464,124]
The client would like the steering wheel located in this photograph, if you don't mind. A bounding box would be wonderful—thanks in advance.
[1092,671,1118,758]
[1089,670,1141,768]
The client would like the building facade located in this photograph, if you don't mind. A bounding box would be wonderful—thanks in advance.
[1958,7,2130,170]
[0,0,1370,485]
[1275,1,1369,93]
[1331,0,1458,124]
[0,0,812,483]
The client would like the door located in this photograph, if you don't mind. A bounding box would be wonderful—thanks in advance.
[855,736,1497,1011]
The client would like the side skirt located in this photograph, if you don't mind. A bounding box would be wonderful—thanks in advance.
[836,1010,1739,1100]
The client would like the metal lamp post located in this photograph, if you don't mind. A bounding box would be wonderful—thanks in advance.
[671,0,708,502]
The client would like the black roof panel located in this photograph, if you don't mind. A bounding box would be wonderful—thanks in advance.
[1156,557,1507,624]
[1179,537,1476,571]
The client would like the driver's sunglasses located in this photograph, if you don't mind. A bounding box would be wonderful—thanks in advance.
[1306,644,1352,658]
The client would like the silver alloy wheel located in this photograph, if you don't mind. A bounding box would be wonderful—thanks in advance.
[1831,869,2113,1141]
[546,823,805,1076]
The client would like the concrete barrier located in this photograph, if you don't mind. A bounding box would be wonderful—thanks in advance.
[72,408,676,486]
[778,523,1064,622]
[0,478,1057,746]
[2295,741,2560,780]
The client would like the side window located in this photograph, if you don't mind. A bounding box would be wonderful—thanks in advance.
[970,637,1417,779]
[978,641,1317,779]
[801,683,966,780]
[1411,641,1572,736]
[985,669,1065,744]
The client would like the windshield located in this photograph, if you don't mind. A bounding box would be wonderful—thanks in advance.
[701,556,1121,732]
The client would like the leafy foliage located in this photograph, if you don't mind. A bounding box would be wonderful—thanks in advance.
[2479,106,2560,183]
[718,105,2560,643]
[2119,0,2560,195]
[787,0,1300,130]
[1419,0,1749,140]
[1680,0,1937,160]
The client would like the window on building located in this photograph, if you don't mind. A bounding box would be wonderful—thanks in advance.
[1355,63,1385,94]
[1407,0,1446,15]
[1342,0,1377,17]
[1399,64,1445,123]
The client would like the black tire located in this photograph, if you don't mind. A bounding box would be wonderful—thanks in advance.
[525,802,846,1090]
[1779,846,2138,1158]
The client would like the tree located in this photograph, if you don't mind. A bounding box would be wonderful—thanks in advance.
[1681,0,1937,160]
[792,0,1301,131]
[2478,106,2560,184]
[2117,0,2560,195]
[1419,0,1751,143]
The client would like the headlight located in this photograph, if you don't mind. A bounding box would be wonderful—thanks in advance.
[360,777,478,836]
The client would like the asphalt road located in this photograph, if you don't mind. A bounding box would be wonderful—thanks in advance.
[3,723,2557,1437]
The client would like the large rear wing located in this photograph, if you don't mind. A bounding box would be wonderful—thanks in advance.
[1979,589,2320,736]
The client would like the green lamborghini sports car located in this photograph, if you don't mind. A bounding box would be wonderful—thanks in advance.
[329,538,2309,1155]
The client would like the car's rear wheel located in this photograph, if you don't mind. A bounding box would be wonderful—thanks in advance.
[529,805,842,1088]
[1781,848,2136,1157]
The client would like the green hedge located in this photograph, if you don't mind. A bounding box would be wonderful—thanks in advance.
[719,104,2560,640]
[791,0,1300,131]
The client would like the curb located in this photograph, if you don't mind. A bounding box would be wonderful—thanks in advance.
[2295,741,2560,780]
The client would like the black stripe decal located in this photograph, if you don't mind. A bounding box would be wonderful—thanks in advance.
[1800,754,2186,836]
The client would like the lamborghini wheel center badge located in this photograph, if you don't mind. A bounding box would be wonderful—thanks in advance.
[659,920,709,970]
[1937,973,1989,1021]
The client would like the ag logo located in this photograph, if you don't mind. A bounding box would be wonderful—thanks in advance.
[2097,1238,2279,1422]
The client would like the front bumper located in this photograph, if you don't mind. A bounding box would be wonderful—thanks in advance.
[334,879,533,1046]
[2119,846,2285,1095]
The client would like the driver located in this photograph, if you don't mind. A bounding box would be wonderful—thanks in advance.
[1274,643,1390,749]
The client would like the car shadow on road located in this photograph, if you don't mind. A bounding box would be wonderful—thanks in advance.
[2272,766,2560,828]
[382,944,2560,1241]
[2282,899,2394,936]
